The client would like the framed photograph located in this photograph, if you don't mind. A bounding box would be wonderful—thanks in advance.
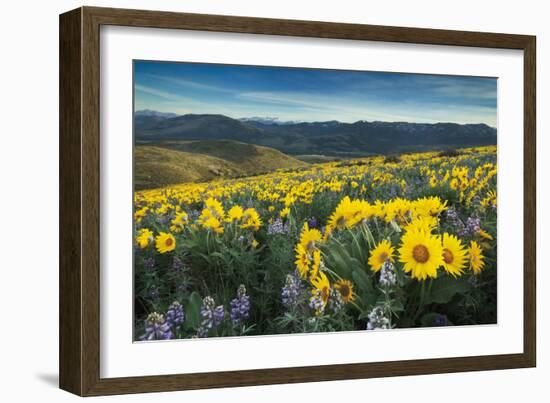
[59,6,536,396]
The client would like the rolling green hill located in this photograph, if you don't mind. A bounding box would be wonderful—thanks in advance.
[135,140,307,190]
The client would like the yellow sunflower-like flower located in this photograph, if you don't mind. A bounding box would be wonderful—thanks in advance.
[335,279,354,303]
[441,233,467,277]
[136,228,153,249]
[199,197,225,224]
[134,207,148,224]
[477,229,494,240]
[241,208,262,231]
[480,190,497,210]
[170,211,188,233]
[349,199,373,226]
[412,196,448,217]
[383,198,411,224]
[155,232,176,254]
[310,249,321,279]
[326,196,354,233]
[299,222,322,253]
[310,272,331,306]
[227,205,244,222]
[202,216,224,234]
[469,241,485,274]
[295,244,310,278]
[368,239,395,272]
[399,229,444,280]
[404,215,438,233]
[279,207,291,218]
[205,197,224,216]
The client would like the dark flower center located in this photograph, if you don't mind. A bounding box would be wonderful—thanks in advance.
[339,284,350,297]
[413,244,430,263]
[443,248,454,264]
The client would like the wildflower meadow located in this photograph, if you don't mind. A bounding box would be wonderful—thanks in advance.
[134,145,497,340]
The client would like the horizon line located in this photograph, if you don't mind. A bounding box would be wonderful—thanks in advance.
[134,109,498,129]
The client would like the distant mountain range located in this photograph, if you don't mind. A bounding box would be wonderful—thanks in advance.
[239,116,304,125]
[135,109,179,118]
[134,110,497,156]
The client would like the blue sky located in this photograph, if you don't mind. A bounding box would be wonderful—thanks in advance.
[134,61,497,126]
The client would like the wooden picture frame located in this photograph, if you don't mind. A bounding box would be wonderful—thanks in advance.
[59,6,536,396]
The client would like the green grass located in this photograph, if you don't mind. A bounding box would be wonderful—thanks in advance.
[135,140,308,190]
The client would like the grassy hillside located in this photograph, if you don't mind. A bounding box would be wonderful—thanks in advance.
[135,140,307,190]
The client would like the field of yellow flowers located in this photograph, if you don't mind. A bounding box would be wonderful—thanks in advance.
[134,146,497,340]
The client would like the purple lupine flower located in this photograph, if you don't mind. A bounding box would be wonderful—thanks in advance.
[379,261,397,287]
[464,216,481,236]
[307,217,318,229]
[188,210,200,221]
[199,296,216,330]
[213,305,225,327]
[366,306,391,330]
[139,312,173,341]
[197,296,225,337]
[434,314,448,327]
[448,206,481,238]
[196,327,209,338]
[309,290,326,315]
[172,257,184,271]
[446,207,466,235]
[230,285,251,325]
[143,257,155,270]
[165,301,185,328]
[327,288,344,314]
[149,286,160,299]
[445,206,460,222]
[155,215,171,225]
[281,273,301,307]
[267,217,288,235]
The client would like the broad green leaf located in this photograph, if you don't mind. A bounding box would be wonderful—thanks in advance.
[186,291,203,330]
[424,276,471,305]
[352,269,370,293]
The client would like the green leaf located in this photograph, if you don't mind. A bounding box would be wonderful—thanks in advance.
[390,299,405,313]
[325,245,353,279]
[424,276,471,305]
[349,230,366,263]
[352,269,377,308]
[352,269,370,293]
[186,291,203,330]
[390,220,402,233]
[360,224,376,249]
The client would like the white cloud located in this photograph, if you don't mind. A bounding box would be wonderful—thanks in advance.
[142,74,234,93]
